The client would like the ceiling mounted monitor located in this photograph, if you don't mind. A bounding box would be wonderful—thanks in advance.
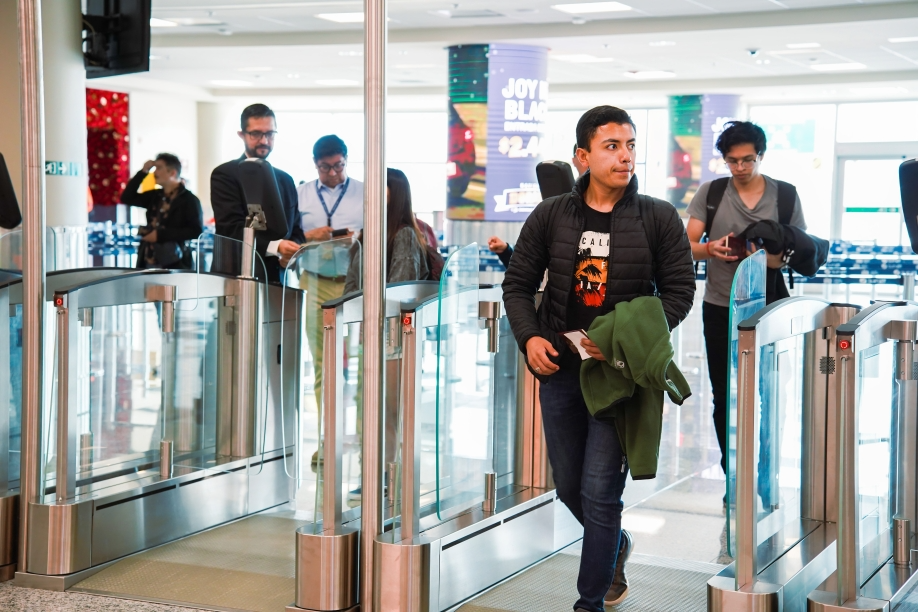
[82,0,152,79]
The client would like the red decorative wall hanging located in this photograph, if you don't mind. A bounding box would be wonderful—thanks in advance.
[86,88,130,206]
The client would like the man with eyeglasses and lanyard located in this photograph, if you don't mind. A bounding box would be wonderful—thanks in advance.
[211,103,304,281]
[273,134,364,465]
[685,121,805,535]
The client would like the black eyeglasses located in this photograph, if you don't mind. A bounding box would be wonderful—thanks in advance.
[724,155,758,168]
[317,161,347,173]
[244,130,277,140]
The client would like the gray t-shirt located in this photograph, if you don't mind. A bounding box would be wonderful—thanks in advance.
[686,175,806,307]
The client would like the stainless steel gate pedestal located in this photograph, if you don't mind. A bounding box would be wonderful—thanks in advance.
[288,526,359,612]
[807,589,889,611]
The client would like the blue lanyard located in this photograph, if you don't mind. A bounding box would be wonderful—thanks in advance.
[315,178,349,227]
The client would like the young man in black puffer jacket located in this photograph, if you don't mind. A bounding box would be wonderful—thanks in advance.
[502,106,695,612]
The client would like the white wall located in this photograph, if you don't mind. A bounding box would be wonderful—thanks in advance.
[129,90,199,198]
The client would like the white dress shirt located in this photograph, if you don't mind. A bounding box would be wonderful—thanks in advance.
[267,176,364,256]
[298,177,365,234]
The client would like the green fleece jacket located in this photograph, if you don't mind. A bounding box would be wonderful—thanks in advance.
[580,296,691,480]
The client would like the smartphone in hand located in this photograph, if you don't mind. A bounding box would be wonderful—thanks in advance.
[331,228,350,237]
[726,236,747,260]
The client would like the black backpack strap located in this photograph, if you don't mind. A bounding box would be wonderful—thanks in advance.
[775,180,797,225]
[704,177,730,239]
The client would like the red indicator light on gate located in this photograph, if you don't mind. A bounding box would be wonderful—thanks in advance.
[54,296,63,307]
[839,340,850,350]
[402,316,412,326]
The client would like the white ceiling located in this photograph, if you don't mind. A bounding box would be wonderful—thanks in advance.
[100,0,918,104]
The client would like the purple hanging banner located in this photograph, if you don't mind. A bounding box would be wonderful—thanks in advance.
[700,94,741,184]
[484,44,548,221]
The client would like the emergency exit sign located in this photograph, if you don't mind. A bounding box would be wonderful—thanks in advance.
[45,161,83,176]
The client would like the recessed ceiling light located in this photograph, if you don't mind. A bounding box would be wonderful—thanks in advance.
[552,54,616,63]
[149,18,177,27]
[316,79,360,86]
[552,2,632,15]
[889,36,918,43]
[787,42,820,49]
[316,12,364,23]
[148,55,168,60]
[338,50,363,57]
[624,70,675,79]
[810,62,866,72]
[238,66,273,72]
[393,64,437,69]
[209,80,253,87]
[649,41,676,47]
[848,86,908,95]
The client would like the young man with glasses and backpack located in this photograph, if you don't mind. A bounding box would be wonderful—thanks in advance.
[503,106,695,611]
[685,121,807,503]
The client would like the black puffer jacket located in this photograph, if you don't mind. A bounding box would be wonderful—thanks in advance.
[502,173,695,377]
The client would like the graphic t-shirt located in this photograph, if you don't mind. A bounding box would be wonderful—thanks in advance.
[567,205,612,334]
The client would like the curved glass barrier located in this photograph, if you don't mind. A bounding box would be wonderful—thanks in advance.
[281,237,360,520]
[726,249,766,556]
[34,235,271,505]
[854,337,894,584]
[435,243,487,519]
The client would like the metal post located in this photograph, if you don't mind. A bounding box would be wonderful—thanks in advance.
[735,330,758,589]
[399,314,419,540]
[322,308,341,527]
[160,439,174,479]
[903,272,915,302]
[362,0,386,609]
[18,0,47,571]
[836,341,858,605]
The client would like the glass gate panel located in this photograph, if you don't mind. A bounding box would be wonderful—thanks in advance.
[755,334,806,543]
[727,249,766,554]
[282,237,358,518]
[435,243,488,519]
[855,340,894,584]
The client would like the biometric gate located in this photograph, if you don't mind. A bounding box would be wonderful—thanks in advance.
[373,245,581,612]
[809,300,918,612]
[708,297,859,612]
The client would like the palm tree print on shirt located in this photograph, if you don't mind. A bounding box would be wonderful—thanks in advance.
[574,230,610,307]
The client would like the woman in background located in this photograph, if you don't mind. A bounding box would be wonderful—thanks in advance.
[345,168,429,293]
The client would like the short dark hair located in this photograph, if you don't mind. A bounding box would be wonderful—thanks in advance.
[155,152,181,177]
[313,135,347,160]
[576,106,636,151]
[716,121,767,157]
[240,103,276,131]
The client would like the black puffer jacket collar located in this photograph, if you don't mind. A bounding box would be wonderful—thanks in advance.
[501,171,696,379]
[569,171,640,213]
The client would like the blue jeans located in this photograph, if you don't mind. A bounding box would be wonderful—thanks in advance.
[539,367,629,612]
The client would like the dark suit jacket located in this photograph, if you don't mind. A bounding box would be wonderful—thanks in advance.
[210,155,305,282]
[121,170,204,269]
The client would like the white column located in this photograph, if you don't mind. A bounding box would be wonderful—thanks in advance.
[41,0,88,228]
[197,101,228,224]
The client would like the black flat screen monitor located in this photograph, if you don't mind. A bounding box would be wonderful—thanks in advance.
[237,158,288,241]
[83,0,151,79]
[0,154,22,230]
[536,161,575,200]
[902,159,918,254]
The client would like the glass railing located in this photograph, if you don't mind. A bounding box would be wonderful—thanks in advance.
[726,249,766,555]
